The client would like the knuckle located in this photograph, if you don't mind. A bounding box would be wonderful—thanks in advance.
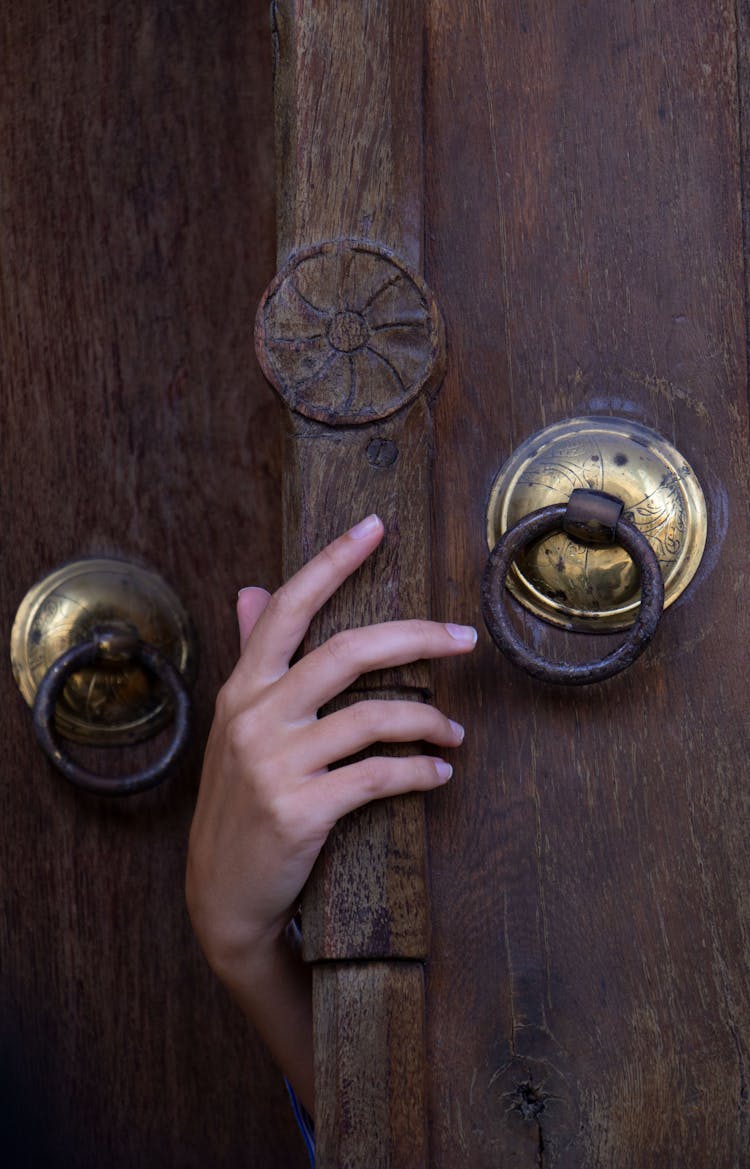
[317,542,340,571]
[224,710,262,759]
[263,790,290,834]
[212,682,236,723]
[267,583,296,618]
[324,629,356,662]
[223,713,249,756]
[415,617,439,641]
[401,696,431,724]
[425,704,450,735]
[349,700,378,730]
[417,756,440,783]
[357,756,389,799]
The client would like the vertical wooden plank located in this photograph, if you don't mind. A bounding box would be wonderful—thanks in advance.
[313,964,428,1167]
[0,2,303,1166]
[262,0,440,961]
[272,0,424,267]
[262,3,440,1163]
[261,0,440,963]
[424,1,750,1166]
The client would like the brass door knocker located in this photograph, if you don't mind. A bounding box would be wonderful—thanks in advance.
[482,417,707,684]
[11,559,196,794]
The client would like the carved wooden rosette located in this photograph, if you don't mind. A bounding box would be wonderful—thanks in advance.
[256,239,445,427]
[259,3,439,1165]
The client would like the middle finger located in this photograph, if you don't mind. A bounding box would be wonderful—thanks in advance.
[281,619,477,718]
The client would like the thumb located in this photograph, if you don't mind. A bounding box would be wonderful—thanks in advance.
[236,586,272,652]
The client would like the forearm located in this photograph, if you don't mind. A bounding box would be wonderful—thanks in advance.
[213,922,314,1116]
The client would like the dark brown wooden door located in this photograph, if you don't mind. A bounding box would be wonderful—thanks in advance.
[424,2,750,1165]
[264,1,750,1165]
[0,4,308,1166]
[3,3,750,1168]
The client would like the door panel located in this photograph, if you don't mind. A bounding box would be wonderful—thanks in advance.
[0,3,307,1165]
[4,2,750,1166]
[427,2,750,1165]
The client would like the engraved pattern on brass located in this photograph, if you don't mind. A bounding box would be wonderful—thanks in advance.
[11,559,196,745]
[485,417,707,632]
[255,239,445,425]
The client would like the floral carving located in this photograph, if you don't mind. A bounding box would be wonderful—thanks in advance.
[255,240,445,425]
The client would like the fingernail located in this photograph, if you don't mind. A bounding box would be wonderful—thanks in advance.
[449,719,465,743]
[434,759,453,781]
[348,514,381,539]
[445,623,478,644]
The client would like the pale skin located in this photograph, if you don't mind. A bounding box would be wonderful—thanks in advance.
[185,514,477,1117]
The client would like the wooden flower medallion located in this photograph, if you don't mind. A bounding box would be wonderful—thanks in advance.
[255,239,445,425]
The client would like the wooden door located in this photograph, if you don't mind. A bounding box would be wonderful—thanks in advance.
[0,5,308,1166]
[424,3,750,1165]
[4,3,750,1168]
[264,1,750,1165]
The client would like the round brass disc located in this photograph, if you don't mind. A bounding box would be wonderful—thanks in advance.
[486,417,707,632]
[11,559,197,745]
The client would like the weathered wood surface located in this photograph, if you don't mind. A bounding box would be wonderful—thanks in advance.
[271,0,424,270]
[286,403,434,962]
[313,963,428,1168]
[266,2,438,1164]
[425,2,750,1166]
[266,0,438,962]
[0,4,304,1165]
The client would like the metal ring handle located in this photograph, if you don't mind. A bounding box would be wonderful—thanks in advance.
[481,499,665,685]
[32,627,192,795]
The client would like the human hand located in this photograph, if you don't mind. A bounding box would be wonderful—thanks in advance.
[185,514,477,981]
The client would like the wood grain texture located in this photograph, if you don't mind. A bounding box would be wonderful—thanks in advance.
[269,0,436,961]
[313,962,428,1168]
[0,3,302,1165]
[290,400,434,962]
[268,4,436,1163]
[256,239,445,425]
[271,0,424,266]
[424,2,750,1166]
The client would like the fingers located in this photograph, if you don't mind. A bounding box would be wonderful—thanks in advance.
[233,515,385,683]
[302,753,453,830]
[282,619,477,717]
[282,699,464,775]
[236,588,272,651]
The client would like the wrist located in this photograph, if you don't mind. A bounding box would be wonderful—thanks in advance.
[205,915,300,990]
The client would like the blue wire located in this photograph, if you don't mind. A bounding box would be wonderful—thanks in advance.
[285,1079,316,1167]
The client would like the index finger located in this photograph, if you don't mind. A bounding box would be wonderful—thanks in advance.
[235,514,385,682]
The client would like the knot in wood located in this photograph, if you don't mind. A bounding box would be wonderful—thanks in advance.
[255,240,445,426]
[366,438,399,468]
[512,1079,547,1123]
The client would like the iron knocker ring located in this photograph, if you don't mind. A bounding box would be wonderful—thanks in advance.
[481,490,665,685]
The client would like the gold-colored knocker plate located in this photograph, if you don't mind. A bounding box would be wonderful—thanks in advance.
[11,559,196,746]
[485,417,707,632]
